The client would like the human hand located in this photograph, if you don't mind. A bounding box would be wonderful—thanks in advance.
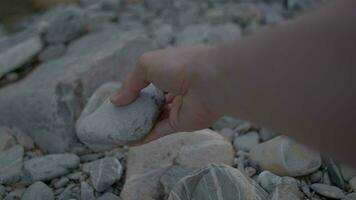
[110,46,220,144]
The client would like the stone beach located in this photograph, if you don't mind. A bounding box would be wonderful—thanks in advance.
[0,0,354,199]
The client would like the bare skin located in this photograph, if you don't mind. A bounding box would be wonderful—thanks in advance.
[111,0,356,166]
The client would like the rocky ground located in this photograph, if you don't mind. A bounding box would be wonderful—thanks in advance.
[1,0,355,200]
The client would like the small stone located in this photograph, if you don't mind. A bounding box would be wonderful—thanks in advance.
[67,172,82,181]
[89,157,123,192]
[250,136,321,177]
[97,192,120,200]
[323,172,332,185]
[259,128,278,141]
[245,166,257,177]
[38,44,66,62]
[0,184,5,196]
[344,193,356,200]
[160,166,194,195]
[54,177,69,189]
[77,84,165,151]
[311,183,346,199]
[325,158,345,189]
[349,176,356,192]
[257,171,281,193]
[0,127,17,152]
[310,171,323,183]
[57,183,75,200]
[4,188,25,200]
[340,165,356,182]
[270,182,304,200]
[153,24,174,47]
[219,128,236,142]
[80,153,103,163]
[80,181,95,200]
[12,128,34,150]
[0,145,24,185]
[212,116,244,131]
[233,131,259,152]
[43,6,85,44]
[168,163,268,200]
[24,154,80,182]
[21,182,54,200]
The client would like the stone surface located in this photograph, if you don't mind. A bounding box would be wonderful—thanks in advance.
[310,170,323,183]
[77,84,165,151]
[0,33,42,78]
[97,192,120,200]
[0,28,157,153]
[344,193,356,200]
[152,24,174,47]
[270,182,303,200]
[43,6,85,44]
[257,171,281,193]
[350,176,356,192]
[311,183,345,199]
[0,127,17,152]
[89,157,123,192]
[168,163,268,200]
[21,182,54,200]
[24,154,80,181]
[324,158,345,189]
[159,165,194,196]
[259,128,278,142]
[38,44,66,62]
[340,165,356,182]
[80,181,95,200]
[121,129,234,200]
[250,136,321,177]
[218,128,236,142]
[12,128,35,150]
[233,131,259,152]
[0,145,24,185]
[175,23,241,47]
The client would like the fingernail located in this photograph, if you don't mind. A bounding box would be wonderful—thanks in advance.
[110,93,123,105]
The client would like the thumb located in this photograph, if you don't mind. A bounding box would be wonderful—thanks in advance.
[111,59,149,106]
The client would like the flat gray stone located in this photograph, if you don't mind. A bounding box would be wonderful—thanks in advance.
[21,182,54,200]
[80,181,95,200]
[77,84,165,151]
[90,157,123,192]
[250,136,321,177]
[24,154,80,182]
[168,163,268,200]
[0,145,24,185]
[311,183,345,199]
[233,131,259,152]
[0,28,157,153]
[0,34,42,78]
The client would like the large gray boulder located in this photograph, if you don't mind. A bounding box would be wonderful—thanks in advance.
[0,28,157,153]
[168,163,268,200]
[76,83,165,151]
[121,129,234,200]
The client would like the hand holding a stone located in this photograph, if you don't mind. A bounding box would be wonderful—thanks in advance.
[111,47,220,144]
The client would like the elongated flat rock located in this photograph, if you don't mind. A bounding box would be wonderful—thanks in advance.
[76,84,165,151]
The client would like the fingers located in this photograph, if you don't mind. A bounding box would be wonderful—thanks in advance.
[111,58,149,106]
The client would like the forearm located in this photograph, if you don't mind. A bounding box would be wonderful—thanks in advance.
[202,0,356,164]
